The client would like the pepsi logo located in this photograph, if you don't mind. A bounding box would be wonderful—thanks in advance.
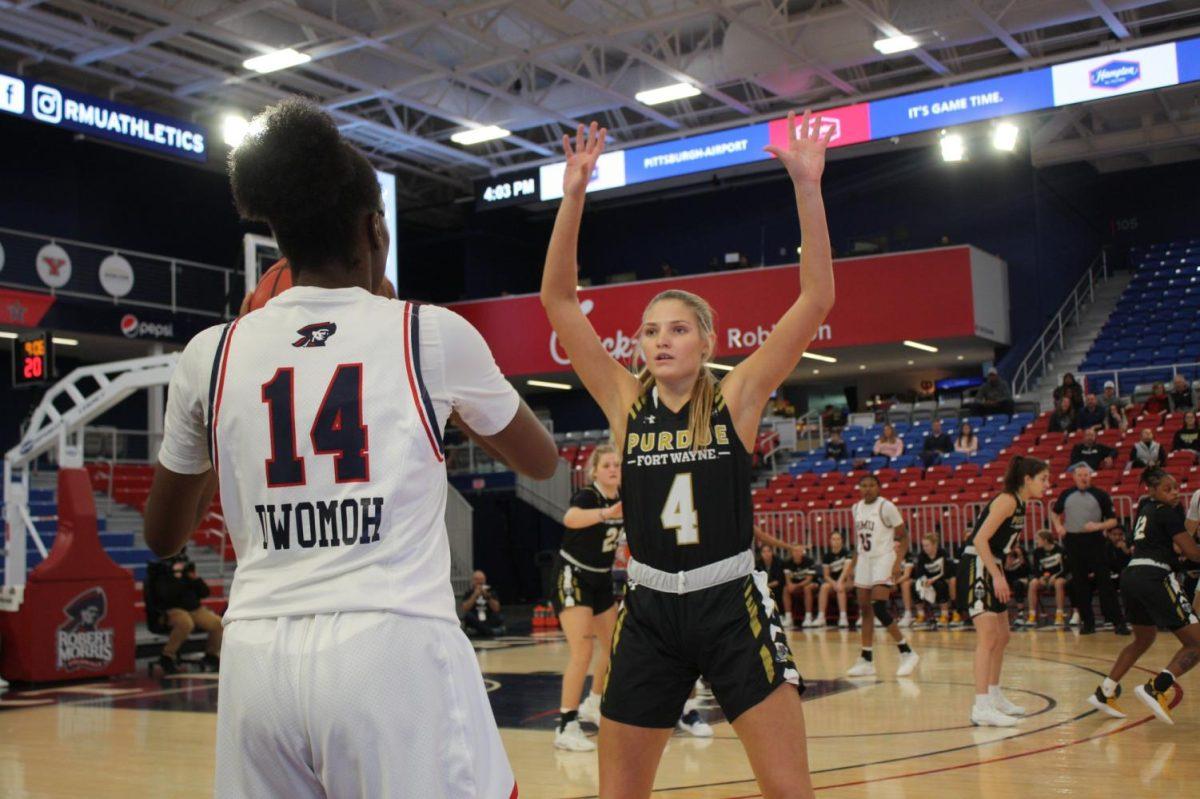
[120,314,174,339]
[120,314,138,337]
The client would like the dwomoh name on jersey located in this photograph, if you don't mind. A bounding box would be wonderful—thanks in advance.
[254,497,385,551]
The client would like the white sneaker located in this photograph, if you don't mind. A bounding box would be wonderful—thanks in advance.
[1069,610,1081,627]
[971,704,1018,727]
[896,651,920,677]
[991,692,1025,716]
[0,675,8,692]
[898,613,914,629]
[782,612,794,628]
[677,705,714,737]
[577,693,601,725]
[811,616,827,628]
[800,613,814,628]
[838,614,850,629]
[554,719,597,751]
[1134,683,1174,725]
[846,657,876,677]
[694,678,713,700]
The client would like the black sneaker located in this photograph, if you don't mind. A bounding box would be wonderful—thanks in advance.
[158,654,182,675]
[1114,624,1132,636]
[1080,624,1096,636]
[1086,684,1126,719]
[202,654,221,672]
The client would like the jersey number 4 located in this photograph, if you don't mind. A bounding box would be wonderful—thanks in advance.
[661,473,700,546]
[261,364,370,486]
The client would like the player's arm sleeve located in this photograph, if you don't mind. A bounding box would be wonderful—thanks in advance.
[158,326,224,475]
[1095,489,1115,520]
[1052,492,1067,514]
[1187,491,1200,523]
[882,500,904,528]
[428,307,520,437]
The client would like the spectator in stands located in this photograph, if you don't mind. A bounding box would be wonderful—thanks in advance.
[783,543,819,628]
[1173,411,1200,454]
[1076,393,1106,431]
[1050,464,1129,636]
[756,544,786,611]
[954,421,978,457]
[920,419,953,467]
[1003,546,1031,618]
[970,368,1014,417]
[873,423,905,461]
[770,395,797,418]
[1048,396,1077,434]
[1053,373,1084,412]
[150,553,223,675]
[1027,530,1070,627]
[1169,374,1195,411]
[659,260,677,278]
[1129,428,1167,469]
[815,531,854,628]
[825,430,848,460]
[1103,401,1128,432]
[1144,382,1170,415]
[1099,381,1125,412]
[1069,428,1116,471]
[821,404,844,430]
[461,570,506,637]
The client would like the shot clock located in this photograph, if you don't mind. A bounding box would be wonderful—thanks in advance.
[13,331,54,388]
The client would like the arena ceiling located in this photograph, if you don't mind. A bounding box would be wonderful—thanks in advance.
[2,0,1200,214]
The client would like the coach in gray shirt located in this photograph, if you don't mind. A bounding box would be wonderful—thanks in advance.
[1050,464,1130,635]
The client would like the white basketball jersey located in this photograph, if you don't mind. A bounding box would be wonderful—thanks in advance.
[852,498,902,558]
[159,286,519,625]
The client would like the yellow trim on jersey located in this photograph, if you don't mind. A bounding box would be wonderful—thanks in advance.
[744,583,763,639]
[715,390,727,412]
[758,645,776,683]
[604,605,629,697]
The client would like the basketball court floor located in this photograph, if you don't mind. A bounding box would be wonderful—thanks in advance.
[0,627,1191,798]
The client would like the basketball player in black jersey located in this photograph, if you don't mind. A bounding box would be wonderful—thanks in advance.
[1087,468,1200,724]
[554,444,623,751]
[541,113,834,798]
[954,456,1049,727]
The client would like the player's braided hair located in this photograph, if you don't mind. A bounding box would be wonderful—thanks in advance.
[229,98,382,277]
[1139,466,1170,489]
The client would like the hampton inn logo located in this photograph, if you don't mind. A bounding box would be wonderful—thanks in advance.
[1089,60,1141,90]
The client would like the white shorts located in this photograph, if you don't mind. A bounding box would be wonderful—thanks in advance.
[214,612,516,799]
[854,551,898,588]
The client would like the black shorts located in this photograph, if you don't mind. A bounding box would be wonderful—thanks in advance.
[551,557,615,615]
[1121,566,1199,631]
[927,579,950,604]
[955,555,1006,618]
[601,573,804,728]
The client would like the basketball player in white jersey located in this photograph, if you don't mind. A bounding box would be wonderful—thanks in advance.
[143,98,557,799]
[845,475,919,677]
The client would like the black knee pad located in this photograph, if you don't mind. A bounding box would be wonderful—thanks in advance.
[872,600,893,627]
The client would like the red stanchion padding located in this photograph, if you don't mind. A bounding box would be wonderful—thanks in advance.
[0,468,136,682]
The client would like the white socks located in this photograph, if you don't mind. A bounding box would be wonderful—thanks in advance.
[974,694,991,711]
[1101,678,1118,698]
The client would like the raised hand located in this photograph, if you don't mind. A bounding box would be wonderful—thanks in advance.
[763,109,834,185]
[562,121,607,197]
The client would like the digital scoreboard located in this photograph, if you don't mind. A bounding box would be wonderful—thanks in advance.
[474,170,540,209]
[13,331,53,388]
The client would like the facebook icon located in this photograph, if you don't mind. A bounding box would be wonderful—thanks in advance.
[0,74,26,115]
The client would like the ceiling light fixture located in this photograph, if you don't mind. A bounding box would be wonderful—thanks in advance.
[706,362,734,372]
[243,48,311,74]
[635,83,701,106]
[903,340,939,353]
[0,331,18,340]
[873,35,918,55]
[802,352,837,363]
[51,337,78,346]
[992,121,1019,152]
[222,114,250,148]
[451,125,512,145]
[940,131,965,162]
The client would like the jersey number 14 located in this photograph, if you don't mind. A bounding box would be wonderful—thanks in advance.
[261,364,370,487]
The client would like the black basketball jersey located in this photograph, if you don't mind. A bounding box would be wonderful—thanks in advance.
[823,547,852,580]
[1131,499,1187,566]
[966,493,1026,558]
[915,548,951,582]
[562,484,623,571]
[1033,544,1067,578]
[621,385,754,572]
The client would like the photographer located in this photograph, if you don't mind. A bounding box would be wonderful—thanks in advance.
[461,570,506,637]
[149,553,222,674]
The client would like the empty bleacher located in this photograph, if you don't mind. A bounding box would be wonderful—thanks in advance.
[1080,238,1200,392]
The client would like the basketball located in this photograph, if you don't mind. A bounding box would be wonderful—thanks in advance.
[242,258,292,314]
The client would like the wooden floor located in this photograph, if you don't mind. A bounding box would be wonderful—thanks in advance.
[0,625,1194,798]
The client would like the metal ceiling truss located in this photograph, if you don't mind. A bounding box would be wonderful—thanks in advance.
[0,0,1199,211]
